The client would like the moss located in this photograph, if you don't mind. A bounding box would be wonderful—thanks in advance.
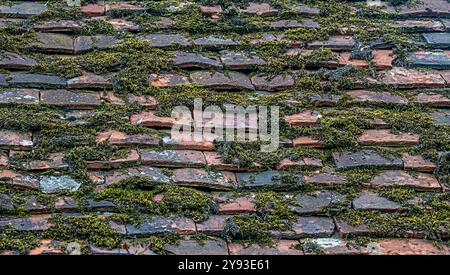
[128,232,181,255]
[149,84,255,117]
[0,29,35,54]
[44,214,121,248]
[299,240,325,255]
[79,19,115,36]
[0,231,41,255]
[160,185,215,222]
[32,55,83,78]
[340,208,450,241]
[223,215,272,245]
[377,187,416,204]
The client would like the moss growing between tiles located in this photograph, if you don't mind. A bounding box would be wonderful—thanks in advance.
[44,214,121,248]
[94,184,214,223]
[0,231,41,255]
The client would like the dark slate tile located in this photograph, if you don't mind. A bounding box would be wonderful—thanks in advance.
[271,217,335,239]
[236,171,302,189]
[137,34,191,47]
[172,168,236,190]
[33,20,85,33]
[0,89,39,104]
[140,150,206,167]
[192,36,239,47]
[0,215,51,231]
[170,51,222,69]
[0,194,14,211]
[220,51,266,70]
[352,190,404,212]
[32,33,74,54]
[7,73,67,89]
[432,112,450,126]
[0,73,8,87]
[104,166,171,187]
[406,51,450,69]
[332,150,403,170]
[0,52,38,70]
[125,216,196,236]
[308,36,355,50]
[290,4,320,15]
[422,33,450,48]
[74,35,119,53]
[164,239,228,255]
[291,191,347,215]
[40,90,100,109]
[190,71,254,90]
[0,3,47,18]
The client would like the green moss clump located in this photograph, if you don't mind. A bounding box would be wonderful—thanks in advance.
[44,214,121,248]
[0,231,41,255]
[223,215,272,245]
[79,19,115,35]
[32,55,82,78]
[340,209,450,241]
[160,185,215,222]
[377,187,415,204]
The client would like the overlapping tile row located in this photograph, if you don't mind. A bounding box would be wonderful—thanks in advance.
[1,0,450,255]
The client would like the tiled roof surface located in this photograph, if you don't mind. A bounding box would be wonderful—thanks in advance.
[0,0,449,255]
